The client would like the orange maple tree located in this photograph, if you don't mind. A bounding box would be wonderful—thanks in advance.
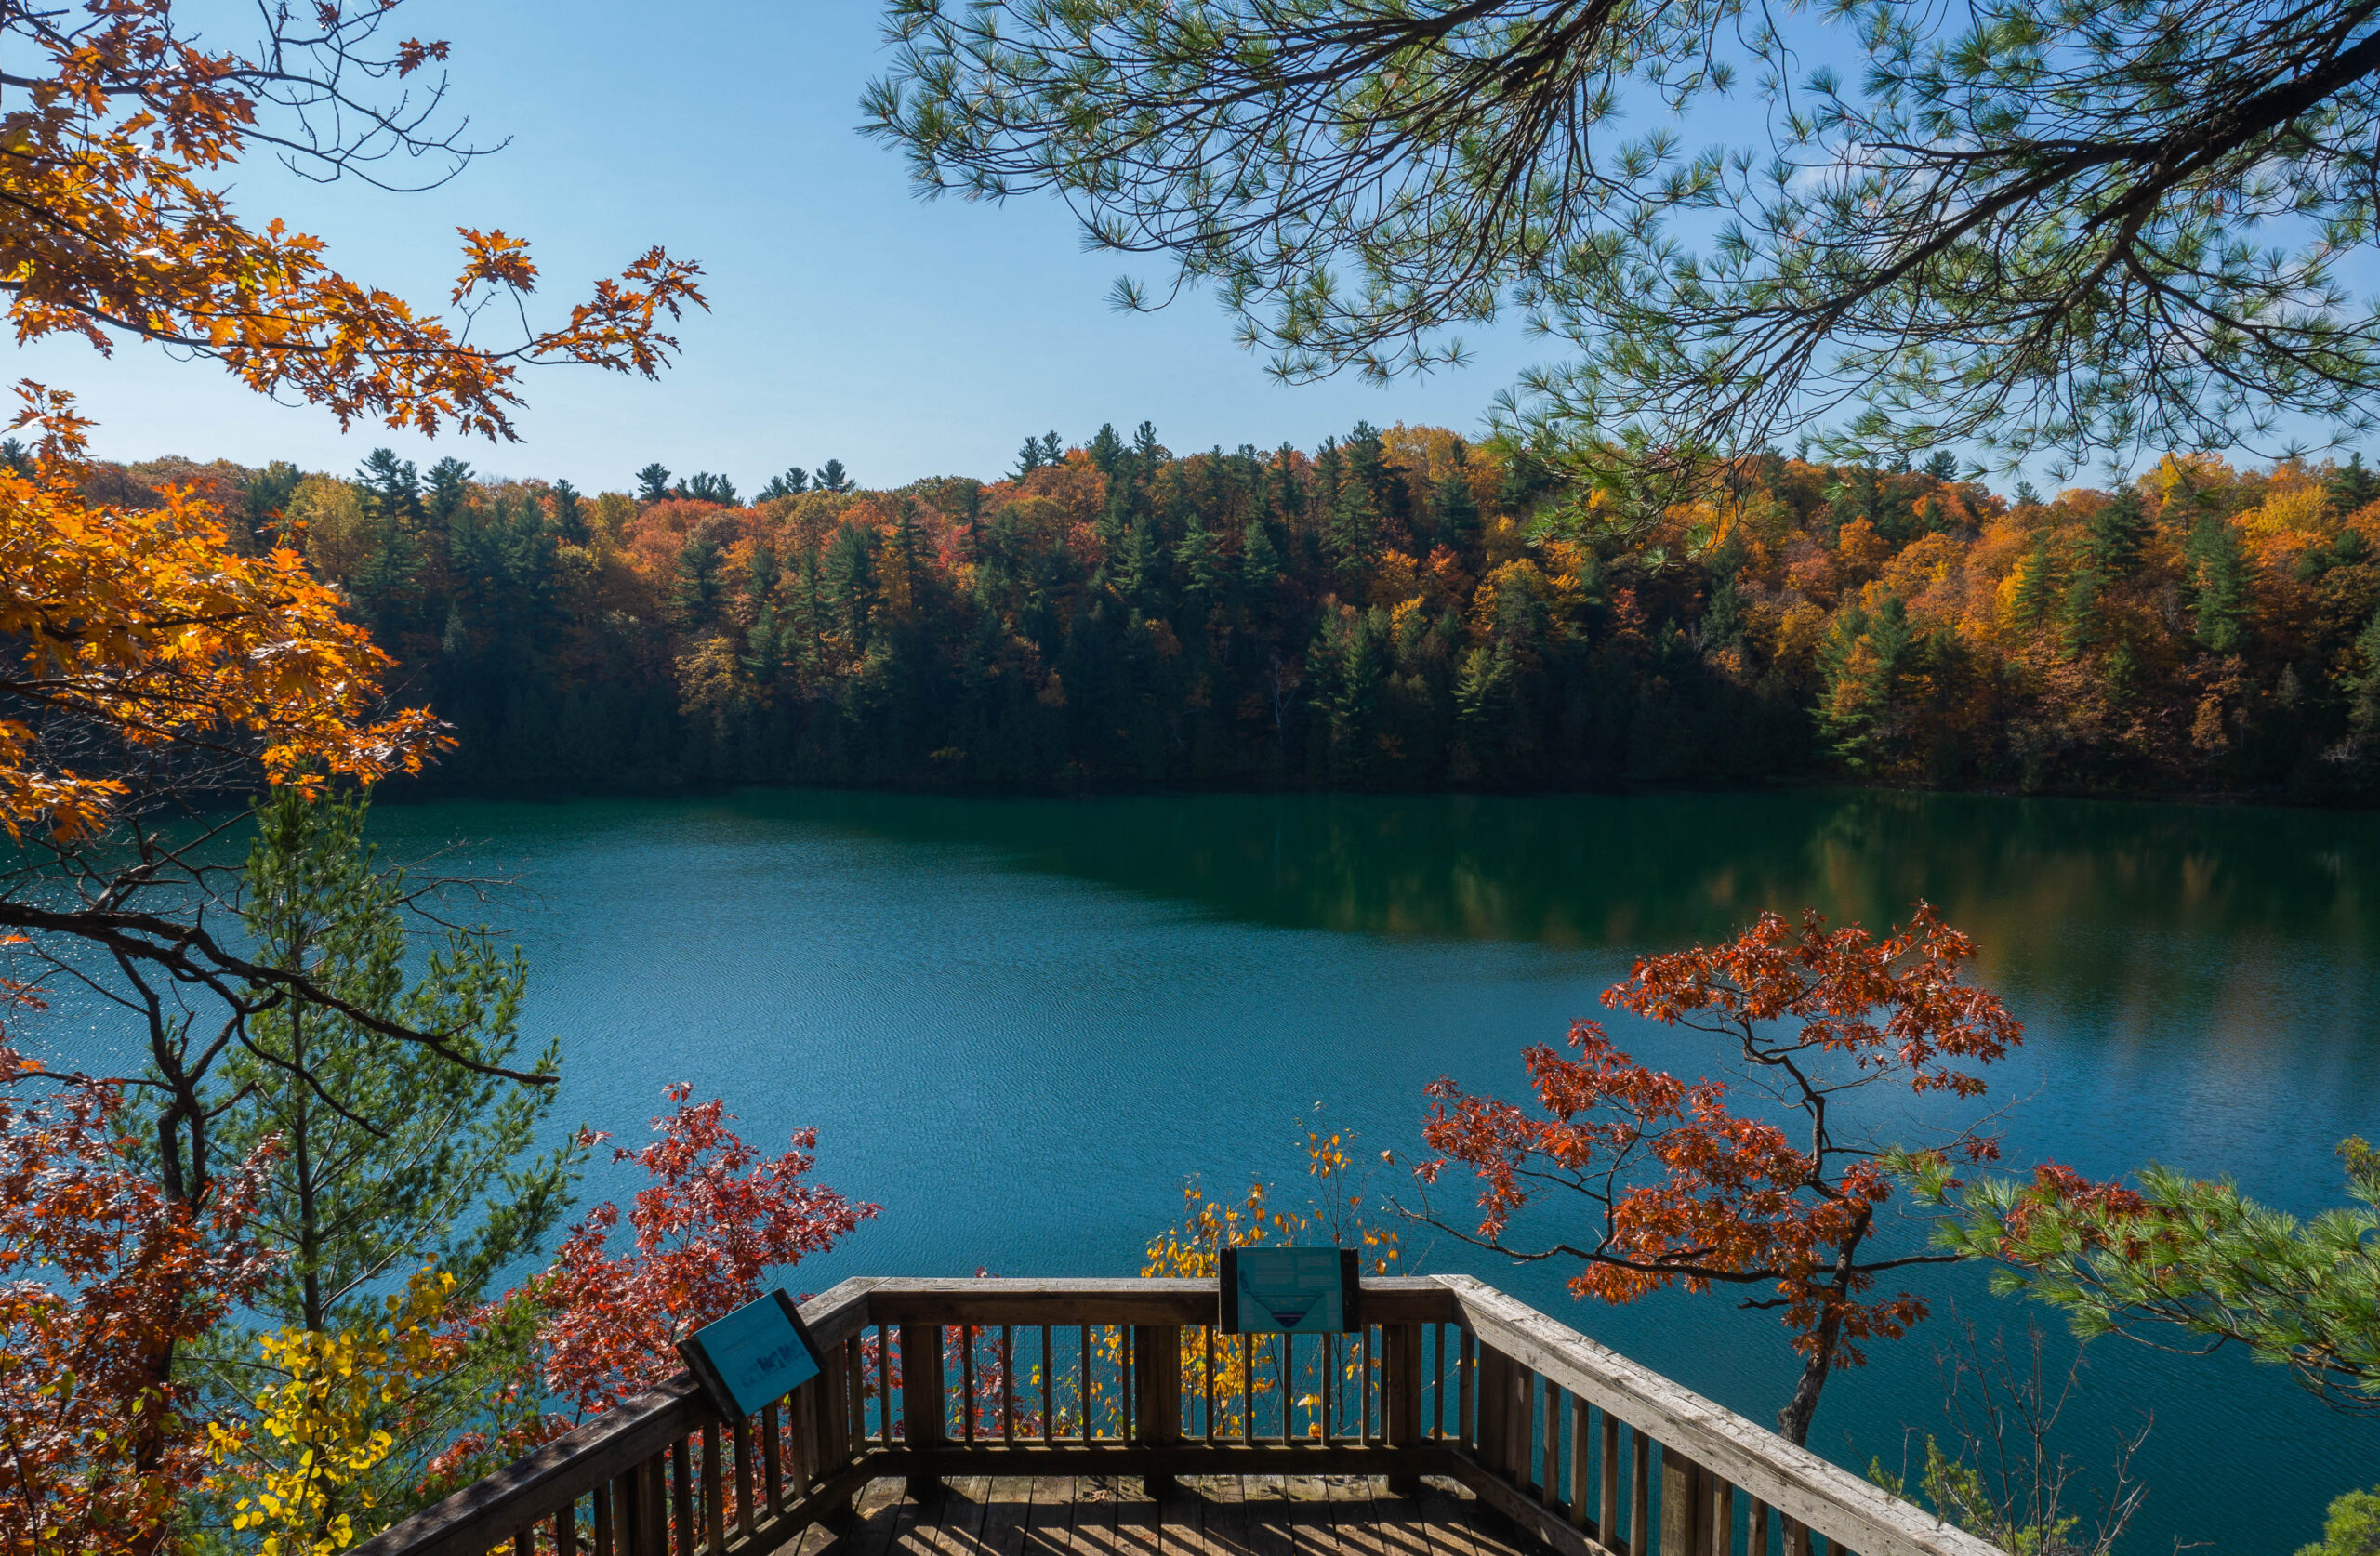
[0,1053,276,1556]
[1416,903,2021,1444]
[0,0,703,440]
[536,1086,879,1419]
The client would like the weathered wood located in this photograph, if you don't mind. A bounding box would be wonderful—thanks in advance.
[866,1280,1457,1329]
[351,1277,2004,1556]
[856,1444,1448,1478]
[737,1414,760,1539]
[670,1440,694,1556]
[1448,1457,1621,1556]
[1540,1386,1562,1511]
[706,1423,728,1555]
[1599,1417,1620,1555]
[1632,1435,1650,1556]
[1437,1279,2005,1556]
[1661,1450,1699,1556]
[902,1325,947,1493]
[1567,1397,1592,1535]
[1134,1325,1183,1497]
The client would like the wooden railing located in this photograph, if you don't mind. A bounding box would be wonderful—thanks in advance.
[350,1275,2004,1556]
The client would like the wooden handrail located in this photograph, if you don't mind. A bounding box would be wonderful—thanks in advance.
[1438,1276,2004,1556]
[347,1278,880,1556]
[350,1273,2008,1556]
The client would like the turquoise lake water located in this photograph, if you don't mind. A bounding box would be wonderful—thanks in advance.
[32,787,2380,1549]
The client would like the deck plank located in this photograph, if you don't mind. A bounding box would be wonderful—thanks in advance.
[1195,1477,1250,1556]
[974,1478,1037,1556]
[1023,1478,1077,1556]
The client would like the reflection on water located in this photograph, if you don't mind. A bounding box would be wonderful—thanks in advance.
[32,785,2380,1554]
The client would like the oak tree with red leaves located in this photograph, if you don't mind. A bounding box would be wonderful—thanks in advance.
[536,1086,879,1419]
[1416,903,2021,1444]
[0,1054,275,1556]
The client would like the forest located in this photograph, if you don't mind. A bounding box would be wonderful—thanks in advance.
[68,427,2380,801]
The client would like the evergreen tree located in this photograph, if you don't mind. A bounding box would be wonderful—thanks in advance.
[758,467,811,501]
[1923,450,1962,482]
[425,456,473,531]
[2009,534,2060,632]
[676,471,738,506]
[814,458,853,494]
[551,479,588,546]
[2056,569,2101,659]
[1435,467,1481,557]
[197,789,577,1534]
[2085,489,2149,578]
[2186,510,2249,655]
[1239,518,1282,603]
[2347,604,2380,754]
[243,460,304,546]
[675,523,726,626]
[1089,423,1126,477]
[2329,454,2380,515]
[635,462,672,503]
[1177,511,1223,609]
[356,448,421,525]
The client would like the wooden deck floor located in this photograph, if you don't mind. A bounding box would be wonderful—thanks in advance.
[787,1476,1554,1556]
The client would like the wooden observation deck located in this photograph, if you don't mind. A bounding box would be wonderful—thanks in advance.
[351,1276,2005,1556]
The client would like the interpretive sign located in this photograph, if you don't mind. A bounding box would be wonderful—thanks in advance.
[1217,1246,1362,1335]
[676,1290,825,1420]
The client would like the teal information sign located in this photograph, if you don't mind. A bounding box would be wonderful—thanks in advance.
[677,1291,824,1420]
[1218,1247,1362,1335]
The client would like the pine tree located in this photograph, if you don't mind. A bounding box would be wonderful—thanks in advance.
[356,448,422,525]
[2085,490,2149,577]
[197,788,578,1534]
[759,467,811,502]
[1089,423,1126,477]
[675,523,725,626]
[243,460,304,547]
[2056,568,2101,659]
[1435,467,1481,557]
[635,462,672,503]
[814,458,853,494]
[425,456,473,532]
[2187,511,2249,655]
[2329,453,2380,515]
[551,479,588,545]
[2009,534,2060,631]
[2347,604,2380,750]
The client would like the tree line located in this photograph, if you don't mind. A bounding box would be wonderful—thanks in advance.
[82,425,2380,801]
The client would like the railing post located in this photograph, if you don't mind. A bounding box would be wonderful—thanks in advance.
[1384,1322,1424,1496]
[899,1323,945,1494]
[1130,1324,1181,1497]
[1661,1448,1707,1556]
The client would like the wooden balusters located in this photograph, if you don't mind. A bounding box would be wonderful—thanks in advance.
[1568,1393,1593,1534]
[1602,1415,1621,1553]
[669,1439,693,1556]
[700,1422,724,1554]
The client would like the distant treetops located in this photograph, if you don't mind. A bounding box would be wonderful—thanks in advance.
[72,425,2380,801]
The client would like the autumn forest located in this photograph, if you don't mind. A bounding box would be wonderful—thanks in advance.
[72,428,2380,802]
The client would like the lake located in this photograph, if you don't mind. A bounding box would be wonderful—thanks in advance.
[32,787,2380,1549]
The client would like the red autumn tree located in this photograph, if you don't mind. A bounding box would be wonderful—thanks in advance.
[0,1053,275,1556]
[536,1086,879,1418]
[1417,903,2021,1444]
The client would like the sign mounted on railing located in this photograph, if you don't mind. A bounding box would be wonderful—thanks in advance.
[676,1290,826,1420]
[1218,1246,1362,1335]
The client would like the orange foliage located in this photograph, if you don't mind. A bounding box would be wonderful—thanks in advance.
[1418,905,2019,1442]
[0,1056,275,1556]
[0,399,444,840]
[1,2,702,441]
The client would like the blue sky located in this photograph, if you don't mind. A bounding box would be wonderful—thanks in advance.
[16,2,1546,494]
